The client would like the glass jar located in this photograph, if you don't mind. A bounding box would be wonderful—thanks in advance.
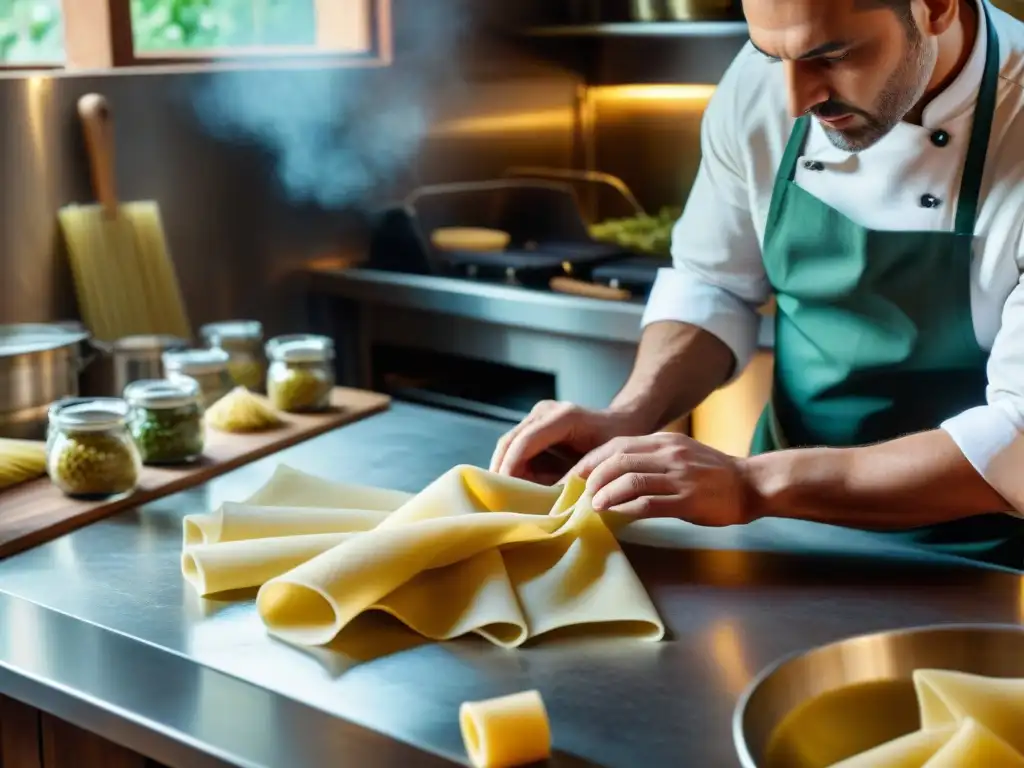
[124,378,205,465]
[265,334,335,413]
[111,334,189,394]
[46,398,141,499]
[162,348,234,409]
[201,320,266,392]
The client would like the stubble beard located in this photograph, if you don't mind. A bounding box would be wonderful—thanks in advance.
[822,25,938,152]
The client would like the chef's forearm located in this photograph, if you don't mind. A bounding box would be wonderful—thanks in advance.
[609,321,735,434]
[741,430,1012,529]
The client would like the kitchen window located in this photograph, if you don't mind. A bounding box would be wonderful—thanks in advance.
[0,0,390,71]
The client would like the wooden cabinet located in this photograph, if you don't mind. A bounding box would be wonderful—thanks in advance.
[1,695,41,768]
[0,695,166,768]
[41,716,153,768]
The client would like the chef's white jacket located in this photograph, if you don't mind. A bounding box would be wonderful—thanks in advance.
[643,2,1024,511]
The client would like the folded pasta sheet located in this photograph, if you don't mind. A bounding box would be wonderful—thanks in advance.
[182,464,665,648]
[830,670,1024,768]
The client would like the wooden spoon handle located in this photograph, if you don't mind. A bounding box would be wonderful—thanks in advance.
[549,276,632,302]
[77,93,119,216]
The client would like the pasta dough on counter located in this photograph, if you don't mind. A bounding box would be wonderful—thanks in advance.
[204,386,283,433]
[181,464,665,648]
[0,439,47,490]
[460,690,552,768]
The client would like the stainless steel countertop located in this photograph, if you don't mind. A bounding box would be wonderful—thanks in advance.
[0,402,1020,768]
[312,267,777,349]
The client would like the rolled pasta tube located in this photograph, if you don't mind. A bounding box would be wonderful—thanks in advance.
[183,533,351,595]
[459,690,552,768]
[183,503,387,546]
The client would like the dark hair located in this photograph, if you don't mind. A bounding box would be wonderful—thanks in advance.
[882,0,913,13]
[857,0,911,11]
[857,0,915,24]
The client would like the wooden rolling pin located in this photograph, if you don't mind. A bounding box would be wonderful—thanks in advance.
[549,277,632,302]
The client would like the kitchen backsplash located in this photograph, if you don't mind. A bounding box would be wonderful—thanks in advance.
[0,0,723,333]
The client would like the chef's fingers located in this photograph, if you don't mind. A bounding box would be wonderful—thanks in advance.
[489,406,551,472]
[563,435,665,486]
[589,473,684,514]
[490,420,530,473]
[592,473,679,512]
[602,494,680,520]
[497,413,576,479]
[586,456,674,508]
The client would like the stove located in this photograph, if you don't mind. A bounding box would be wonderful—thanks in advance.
[366,177,664,297]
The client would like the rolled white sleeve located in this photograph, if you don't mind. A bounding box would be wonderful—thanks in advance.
[941,273,1024,515]
[643,265,764,378]
[642,48,770,379]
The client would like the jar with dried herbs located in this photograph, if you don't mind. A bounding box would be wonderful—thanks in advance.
[47,398,141,499]
[125,378,205,465]
[265,334,335,413]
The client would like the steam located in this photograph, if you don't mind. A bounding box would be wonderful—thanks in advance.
[188,2,468,210]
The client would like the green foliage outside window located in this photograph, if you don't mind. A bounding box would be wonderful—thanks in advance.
[0,0,317,63]
[130,0,316,52]
[0,0,61,63]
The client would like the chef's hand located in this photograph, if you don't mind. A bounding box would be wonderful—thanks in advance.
[490,401,645,485]
[569,432,757,527]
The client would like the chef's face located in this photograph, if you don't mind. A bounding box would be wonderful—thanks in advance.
[744,0,939,152]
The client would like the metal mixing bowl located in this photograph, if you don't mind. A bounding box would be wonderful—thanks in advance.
[733,623,1024,767]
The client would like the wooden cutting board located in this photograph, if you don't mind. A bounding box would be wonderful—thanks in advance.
[0,387,390,560]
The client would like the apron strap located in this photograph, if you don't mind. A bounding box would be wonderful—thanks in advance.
[768,1,1000,238]
[765,116,810,237]
[955,0,1001,235]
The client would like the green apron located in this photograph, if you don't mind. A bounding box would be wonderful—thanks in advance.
[749,1,1024,568]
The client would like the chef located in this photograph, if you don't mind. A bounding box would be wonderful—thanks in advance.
[491,0,1024,566]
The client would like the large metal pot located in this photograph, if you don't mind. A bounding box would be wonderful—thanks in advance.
[733,623,1024,767]
[0,323,93,439]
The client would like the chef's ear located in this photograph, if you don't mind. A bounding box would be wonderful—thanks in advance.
[912,0,959,37]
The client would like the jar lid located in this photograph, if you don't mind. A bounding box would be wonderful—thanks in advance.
[49,397,130,431]
[124,378,202,409]
[162,348,230,375]
[266,334,335,363]
[0,323,90,357]
[200,321,263,343]
[114,335,190,353]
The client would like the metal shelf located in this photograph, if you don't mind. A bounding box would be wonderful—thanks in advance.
[525,21,748,38]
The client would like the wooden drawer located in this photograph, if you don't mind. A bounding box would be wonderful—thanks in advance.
[1,694,168,768]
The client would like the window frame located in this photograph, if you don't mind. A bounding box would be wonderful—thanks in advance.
[0,0,391,73]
